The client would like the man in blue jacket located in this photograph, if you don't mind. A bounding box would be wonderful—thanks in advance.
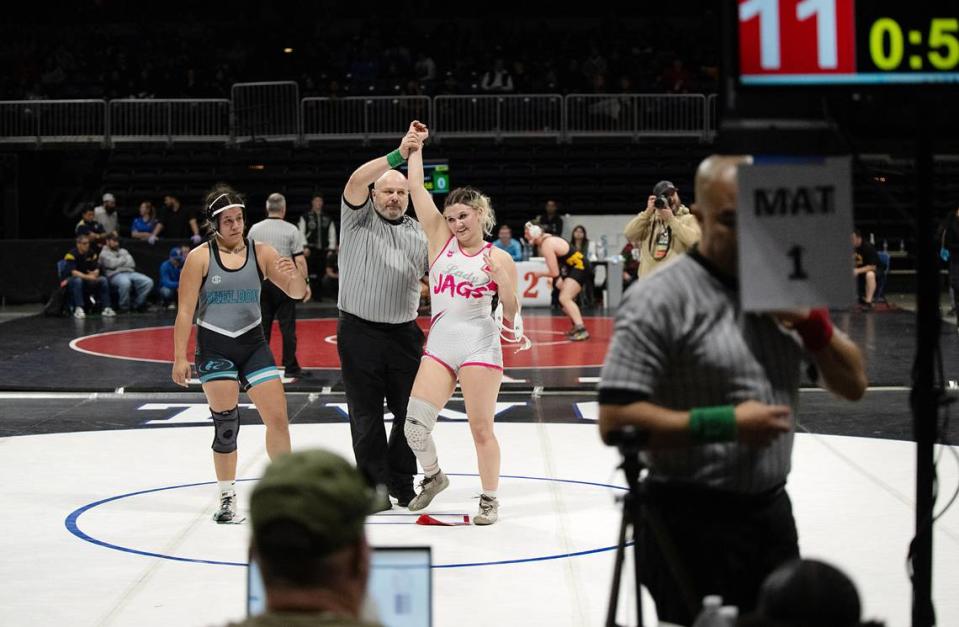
[159,246,185,309]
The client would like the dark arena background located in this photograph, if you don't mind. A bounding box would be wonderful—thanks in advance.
[1,2,958,626]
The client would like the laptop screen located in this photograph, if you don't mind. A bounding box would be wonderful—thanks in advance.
[248,546,432,627]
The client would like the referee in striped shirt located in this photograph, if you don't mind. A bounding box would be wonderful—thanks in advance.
[598,155,868,624]
[337,130,428,509]
[248,193,309,377]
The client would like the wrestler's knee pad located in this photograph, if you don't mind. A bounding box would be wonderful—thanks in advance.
[404,397,439,453]
[211,406,240,453]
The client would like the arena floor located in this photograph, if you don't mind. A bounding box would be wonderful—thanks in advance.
[1,302,958,626]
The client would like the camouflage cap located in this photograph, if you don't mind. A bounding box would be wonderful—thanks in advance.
[250,449,380,555]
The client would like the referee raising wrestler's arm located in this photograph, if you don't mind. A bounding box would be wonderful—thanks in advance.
[596,155,867,624]
[336,125,429,510]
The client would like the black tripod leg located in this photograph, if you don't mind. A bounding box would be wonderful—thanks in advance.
[605,502,630,627]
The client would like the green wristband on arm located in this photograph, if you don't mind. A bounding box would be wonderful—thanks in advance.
[688,405,736,443]
[387,149,406,168]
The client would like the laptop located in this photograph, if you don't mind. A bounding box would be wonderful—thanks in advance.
[248,546,432,627]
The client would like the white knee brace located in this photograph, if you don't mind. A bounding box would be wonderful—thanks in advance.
[405,397,439,452]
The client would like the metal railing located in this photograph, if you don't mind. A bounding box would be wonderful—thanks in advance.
[0,100,107,145]
[231,81,300,143]
[302,96,431,141]
[109,99,231,144]
[0,91,718,145]
[566,94,708,139]
[434,94,564,140]
[706,94,719,140]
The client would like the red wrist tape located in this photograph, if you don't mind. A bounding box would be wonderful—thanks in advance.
[795,308,833,352]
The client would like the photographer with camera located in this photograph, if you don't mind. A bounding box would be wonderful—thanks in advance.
[598,156,867,625]
[624,180,700,278]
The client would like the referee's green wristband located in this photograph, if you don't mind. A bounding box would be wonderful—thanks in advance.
[689,405,736,443]
[387,149,406,168]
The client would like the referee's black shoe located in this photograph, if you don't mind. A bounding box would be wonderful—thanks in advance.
[390,486,416,508]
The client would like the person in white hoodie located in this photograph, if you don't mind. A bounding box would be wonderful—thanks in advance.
[99,232,154,312]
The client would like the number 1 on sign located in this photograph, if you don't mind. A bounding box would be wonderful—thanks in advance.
[787,245,809,280]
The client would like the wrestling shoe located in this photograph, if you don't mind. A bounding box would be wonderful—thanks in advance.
[474,494,499,526]
[407,471,449,511]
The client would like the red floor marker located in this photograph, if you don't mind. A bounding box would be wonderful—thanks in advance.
[415,514,471,526]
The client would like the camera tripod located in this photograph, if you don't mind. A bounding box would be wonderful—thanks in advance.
[605,428,699,627]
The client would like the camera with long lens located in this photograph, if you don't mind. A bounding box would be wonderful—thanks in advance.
[653,194,670,210]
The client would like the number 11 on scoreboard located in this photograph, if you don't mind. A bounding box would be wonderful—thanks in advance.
[739,0,857,75]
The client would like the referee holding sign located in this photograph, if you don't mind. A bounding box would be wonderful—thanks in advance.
[338,127,428,509]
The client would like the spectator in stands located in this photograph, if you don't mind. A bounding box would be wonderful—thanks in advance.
[480,57,514,93]
[94,192,119,236]
[536,199,564,237]
[99,232,154,313]
[218,449,384,627]
[659,58,692,93]
[151,194,202,246]
[75,206,108,249]
[852,229,881,311]
[298,194,338,285]
[159,245,185,309]
[322,249,339,301]
[581,46,608,86]
[63,234,115,319]
[131,201,158,240]
[493,224,522,261]
[621,242,640,290]
[414,52,437,86]
[624,180,699,278]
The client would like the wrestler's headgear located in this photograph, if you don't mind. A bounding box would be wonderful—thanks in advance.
[206,192,246,233]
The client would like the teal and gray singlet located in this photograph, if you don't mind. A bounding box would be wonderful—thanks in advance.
[194,239,280,388]
[197,238,264,337]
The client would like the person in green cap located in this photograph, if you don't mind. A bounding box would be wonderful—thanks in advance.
[222,449,386,627]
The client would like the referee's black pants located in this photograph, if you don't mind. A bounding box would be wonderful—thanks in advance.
[260,280,300,373]
[337,311,421,496]
[637,480,799,625]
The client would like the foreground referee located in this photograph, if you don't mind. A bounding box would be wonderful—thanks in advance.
[598,155,868,624]
[337,130,428,509]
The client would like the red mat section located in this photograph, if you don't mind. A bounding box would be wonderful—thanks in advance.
[71,316,613,369]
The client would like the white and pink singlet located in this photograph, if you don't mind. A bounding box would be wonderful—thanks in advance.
[424,236,503,374]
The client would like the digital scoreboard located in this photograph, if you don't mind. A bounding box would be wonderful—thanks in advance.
[737,0,959,85]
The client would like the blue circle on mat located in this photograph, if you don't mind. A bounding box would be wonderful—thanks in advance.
[65,473,627,569]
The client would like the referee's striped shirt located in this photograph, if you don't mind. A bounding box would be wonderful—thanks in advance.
[598,249,805,494]
[247,216,304,260]
[338,195,428,324]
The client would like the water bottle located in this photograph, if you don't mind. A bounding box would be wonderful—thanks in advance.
[691,595,724,627]
[600,234,609,260]
[718,606,739,624]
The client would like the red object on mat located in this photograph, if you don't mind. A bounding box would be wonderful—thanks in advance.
[415,514,471,526]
